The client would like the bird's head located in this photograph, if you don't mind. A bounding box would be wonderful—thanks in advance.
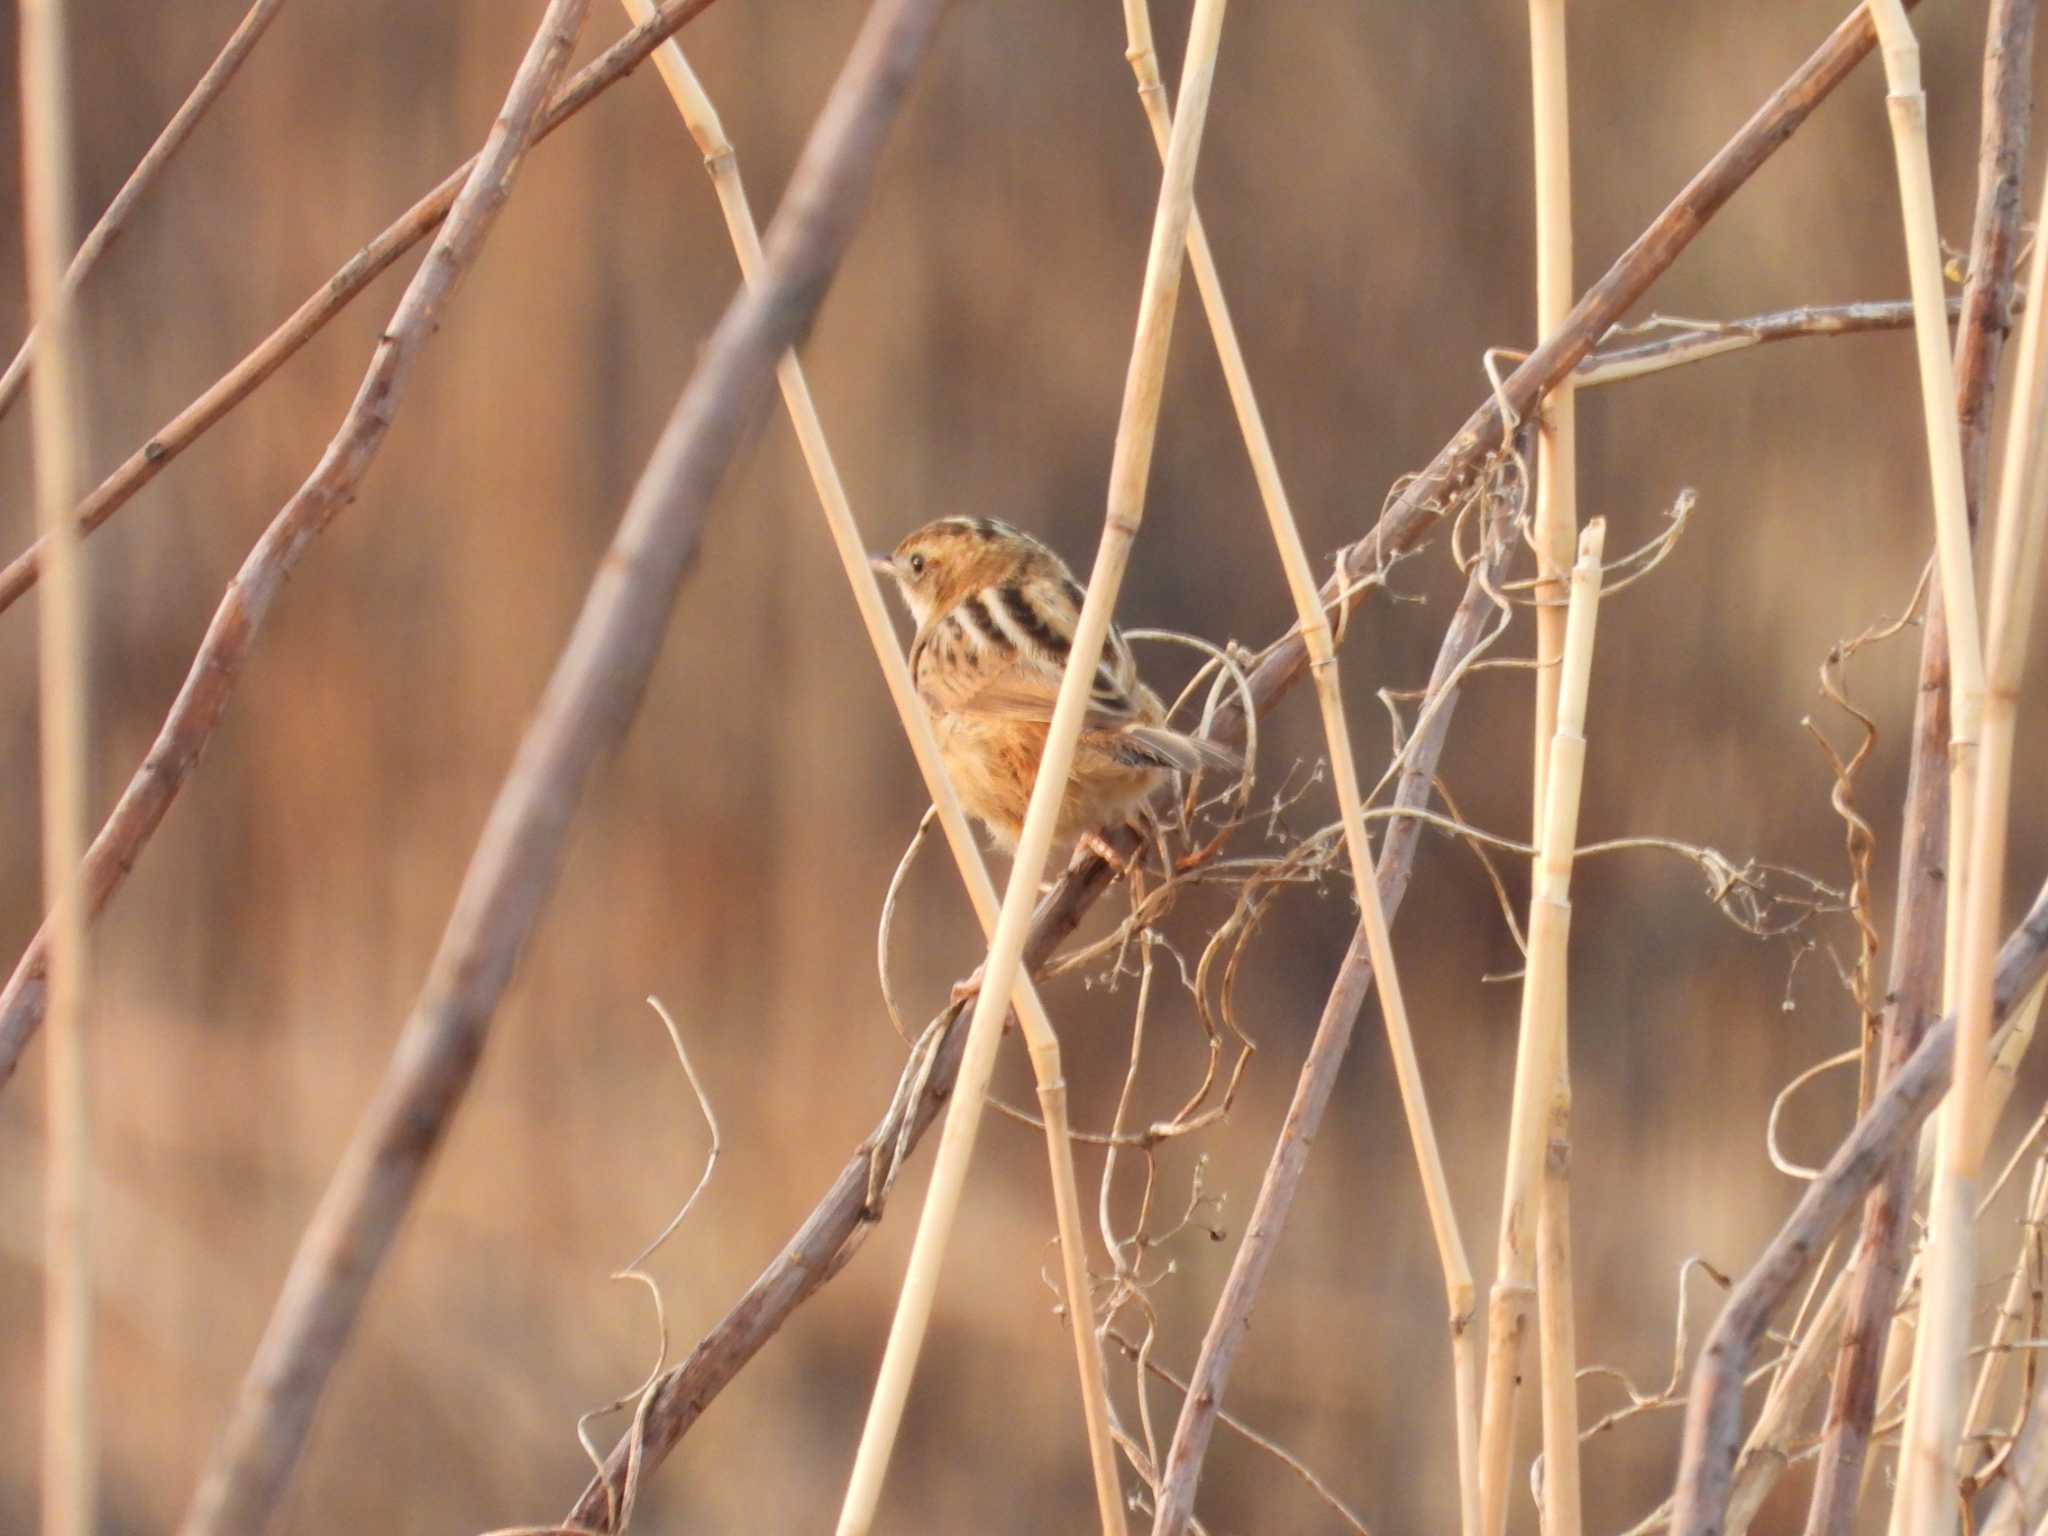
[870,517,1066,628]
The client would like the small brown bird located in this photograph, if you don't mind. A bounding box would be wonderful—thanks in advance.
[872,516,1238,865]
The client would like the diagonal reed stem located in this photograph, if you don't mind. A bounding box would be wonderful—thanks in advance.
[832,5,1228,1529]
[1118,4,1480,1529]
[614,5,1125,1527]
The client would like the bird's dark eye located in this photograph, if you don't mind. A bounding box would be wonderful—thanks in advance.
[908,553,927,576]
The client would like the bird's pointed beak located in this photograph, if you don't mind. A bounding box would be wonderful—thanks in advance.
[869,553,895,577]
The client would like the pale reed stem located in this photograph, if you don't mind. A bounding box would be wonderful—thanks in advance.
[615,8,1125,1527]
[833,2,1229,1527]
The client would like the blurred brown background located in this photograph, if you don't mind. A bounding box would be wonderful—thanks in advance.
[5,1,2048,1531]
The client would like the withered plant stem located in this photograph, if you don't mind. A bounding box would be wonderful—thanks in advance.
[614,7,1124,1526]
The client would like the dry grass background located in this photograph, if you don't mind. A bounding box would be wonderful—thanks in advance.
[4,1,2048,1531]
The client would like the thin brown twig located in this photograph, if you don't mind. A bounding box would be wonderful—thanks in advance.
[1801,7,2034,1532]
[0,0,291,426]
[0,0,728,1089]
[0,0,726,620]
[1669,881,2048,1536]
[181,1,946,1531]
[1575,297,1989,386]
[558,10,1915,1521]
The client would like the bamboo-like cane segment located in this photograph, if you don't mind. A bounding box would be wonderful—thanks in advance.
[1525,5,1583,1535]
[1878,4,2035,1524]
[834,2,1228,1527]
[1894,150,2048,1536]
[1116,8,1479,1531]
[614,9,1126,1527]
[1480,521,1606,1536]
[20,1,96,1532]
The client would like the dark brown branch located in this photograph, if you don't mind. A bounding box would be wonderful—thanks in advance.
[1802,7,2036,1534]
[0,0,725,619]
[177,0,947,1531]
[1671,881,2048,1536]
[0,0,726,1090]
[562,4,1916,1522]
[0,0,291,426]
[1148,504,1515,1536]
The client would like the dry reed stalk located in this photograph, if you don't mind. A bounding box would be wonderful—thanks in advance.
[1525,6,1582,1534]
[1857,9,1993,1529]
[0,0,290,426]
[1803,9,2034,1531]
[563,14,1914,1519]
[833,5,1228,1528]
[1479,522,1605,1536]
[0,0,727,1091]
[1118,4,1480,1526]
[1670,880,2048,1536]
[614,7,1124,1525]
[1146,496,1520,1536]
[185,1,948,1529]
[20,0,95,1530]
[0,0,725,622]
[1897,146,2048,1536]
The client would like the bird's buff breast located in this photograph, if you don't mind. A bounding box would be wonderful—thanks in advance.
[932,712,1161,853]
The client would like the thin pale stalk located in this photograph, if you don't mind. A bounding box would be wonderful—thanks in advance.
[0,0,290,425]
[1538,1090,1581,1536]
[21,0,94,1531]
[834,4,1227,1528]
[1118,8,1479,1529]
[1480,522,1606,1536]
[1894,114,2048,1536]
[616,9,1123,1525]
[1527,5,1582,1534]
[1528,0,1576,811]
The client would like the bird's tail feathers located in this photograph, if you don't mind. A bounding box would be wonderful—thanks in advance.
[1121,724,1242,778]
